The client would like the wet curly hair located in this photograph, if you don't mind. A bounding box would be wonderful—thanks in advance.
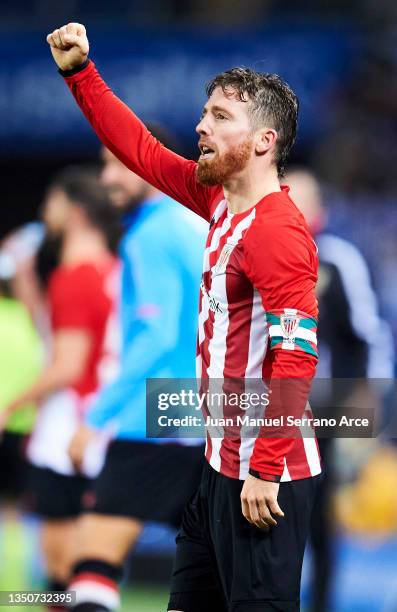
[206,67,299,177]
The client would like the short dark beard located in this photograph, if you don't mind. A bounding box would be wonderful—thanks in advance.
[196,138,253,186]
[124,191,147,213]
[108,184,150,214]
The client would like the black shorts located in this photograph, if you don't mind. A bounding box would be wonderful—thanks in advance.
[0,432,28,498]
[27,465,92,520]
[82,440,204,528]
[168,462,318,612]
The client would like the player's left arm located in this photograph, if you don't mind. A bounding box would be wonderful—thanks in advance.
[240,216,318,528]
[0,330,91,432]
[0,267,97,433]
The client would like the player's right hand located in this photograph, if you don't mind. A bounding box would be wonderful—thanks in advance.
[68,424,97,473]
[46,23,89,71]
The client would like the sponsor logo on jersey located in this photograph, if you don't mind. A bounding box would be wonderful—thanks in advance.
[200,280,223,314]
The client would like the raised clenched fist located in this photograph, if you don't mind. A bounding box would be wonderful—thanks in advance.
[46,22,89,71]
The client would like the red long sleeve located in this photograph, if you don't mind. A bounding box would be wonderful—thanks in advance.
[241,199,319,478]
[63,60,214,221]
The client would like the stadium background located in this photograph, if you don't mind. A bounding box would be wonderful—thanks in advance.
[1,1,397,610]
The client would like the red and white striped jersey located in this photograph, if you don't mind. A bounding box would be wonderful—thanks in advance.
[197,192,321,481]
[64,60,322,482]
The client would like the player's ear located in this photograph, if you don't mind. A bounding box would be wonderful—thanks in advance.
[254,128,278,155]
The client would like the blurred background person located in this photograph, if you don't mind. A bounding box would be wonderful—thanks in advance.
[0,167,121,610]
[0,223,46,332]
[286,167,395,612]
[0,250,42,596]
[66,127,207,612]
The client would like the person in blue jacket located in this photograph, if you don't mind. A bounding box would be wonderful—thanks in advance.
[67,126,206,611]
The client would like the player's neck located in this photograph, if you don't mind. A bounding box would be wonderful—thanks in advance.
[223,167,280,214]
[61,228,109,265]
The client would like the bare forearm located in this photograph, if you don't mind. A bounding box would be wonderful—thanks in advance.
[7,365,79,413]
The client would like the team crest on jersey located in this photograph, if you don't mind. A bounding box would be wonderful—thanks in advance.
[280,314,300,340]
[214,243,235,274]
